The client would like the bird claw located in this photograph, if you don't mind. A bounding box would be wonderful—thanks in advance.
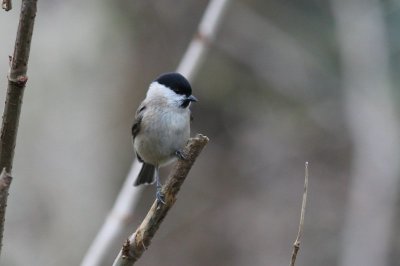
[156,189,166,205]
[175,150,188,160]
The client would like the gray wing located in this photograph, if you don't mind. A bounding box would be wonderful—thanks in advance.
[132,104,146,163]
[131,104,146,139]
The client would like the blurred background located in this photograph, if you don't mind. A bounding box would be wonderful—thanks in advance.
[1,0,400,265]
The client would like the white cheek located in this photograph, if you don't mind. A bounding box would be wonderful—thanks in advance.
[147,82,186,107]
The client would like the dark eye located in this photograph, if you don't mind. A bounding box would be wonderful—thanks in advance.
[180,99,191,108]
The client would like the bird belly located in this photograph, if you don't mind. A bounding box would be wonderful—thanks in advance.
[134,111,190,167]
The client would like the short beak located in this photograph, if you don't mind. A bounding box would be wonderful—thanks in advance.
[188,95,198,102]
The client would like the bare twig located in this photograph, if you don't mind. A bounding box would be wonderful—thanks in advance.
[0,0,37,257]
[112,134,209,266]
[290,162,309,266]
[82,1,229,265]
[0,169,12,254]
[1,0,11,11]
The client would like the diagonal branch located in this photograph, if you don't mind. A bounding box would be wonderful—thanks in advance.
[290,161,309,266]
[112,134,209,266]
[177,0,230,81]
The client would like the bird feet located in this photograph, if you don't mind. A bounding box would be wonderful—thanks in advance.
[175,150,188,160]
[156,184,166,204]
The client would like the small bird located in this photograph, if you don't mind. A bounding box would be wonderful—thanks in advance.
[132,72,197,203]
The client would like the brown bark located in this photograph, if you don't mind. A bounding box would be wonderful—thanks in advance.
[113,134,209,266]
[0,0,38,257]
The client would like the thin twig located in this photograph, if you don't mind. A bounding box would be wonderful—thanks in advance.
[112,134,209,266]
[2,0,11,11]
[290,161,309,266]
[0,0,37,258]
[0,169,12,254]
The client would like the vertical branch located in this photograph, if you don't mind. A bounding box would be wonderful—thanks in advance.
[332,1,400,266]
[290,162,309,266]
[0,0,38,257]
[0,0,37,173]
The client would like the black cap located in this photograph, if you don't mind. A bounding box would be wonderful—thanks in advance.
[155,72,192,96]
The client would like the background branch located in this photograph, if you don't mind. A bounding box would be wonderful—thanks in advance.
[112,134,209,266]
[81,160,143,266]
[176,0,230,81]
[332,0,400,265]
[290,162,309,266]
[0,0,37,257]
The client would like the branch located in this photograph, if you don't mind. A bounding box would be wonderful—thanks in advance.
[0,0,37,258]
[290,162,309,266]
[333,1,400,266]
[2,0,11,11]
[0,169,12,254]
[0,0,37,173]
[112,134,209,266]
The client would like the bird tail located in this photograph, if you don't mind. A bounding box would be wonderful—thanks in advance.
[134,163,155,186]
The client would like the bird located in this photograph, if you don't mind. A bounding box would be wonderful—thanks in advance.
[132,72,197,204]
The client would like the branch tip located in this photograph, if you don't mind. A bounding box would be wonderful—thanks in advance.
[194,133,209,142]
[290,162,309,266]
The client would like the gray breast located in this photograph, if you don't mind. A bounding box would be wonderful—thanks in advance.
[134,106,190,166]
